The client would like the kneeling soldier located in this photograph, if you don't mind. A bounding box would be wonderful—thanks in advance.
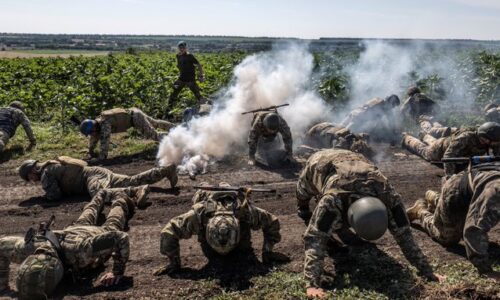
[0,187,149,299]
[18,156,177,201]
[155,182,282,275]
[407,161,500,282]
[80,107,175,160]
[297,149,441,298]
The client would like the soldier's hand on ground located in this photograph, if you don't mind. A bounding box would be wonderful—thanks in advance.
[262,251,290,265]
[99,272,122,287]
[297,207,312,225]
[248,159,256,166]
[306,287,327,298]
[153,263,180,276]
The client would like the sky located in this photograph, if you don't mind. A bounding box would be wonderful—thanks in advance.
[0,0,499,40]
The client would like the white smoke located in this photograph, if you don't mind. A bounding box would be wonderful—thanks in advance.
[157,43,327,169]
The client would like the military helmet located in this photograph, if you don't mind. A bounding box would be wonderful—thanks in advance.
[263,113,280,132]
[79,119,96,136]
[16,246,64,300]
[177,41,187,48]
[9,101,25,111]
[18,159,38,181]
[205,213,240,255]
[347,197,388,241]
[385,94,400,107]
[477,122,500,142]
[407,86,421,97]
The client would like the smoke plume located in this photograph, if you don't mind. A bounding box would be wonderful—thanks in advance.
[157,43,327,170]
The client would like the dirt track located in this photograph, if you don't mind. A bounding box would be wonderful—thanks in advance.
[0,145,498,299]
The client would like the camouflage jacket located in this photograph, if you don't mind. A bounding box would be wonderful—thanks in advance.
[299,149,434,287]
[248,112,293,158]
[160,190,281,260]
[89,108,133,159]
[0,107,35,142]
[401,93,439,120]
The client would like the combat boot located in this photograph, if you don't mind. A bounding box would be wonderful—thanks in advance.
[406,199,427,222]
[164,164,178,188]
[424,190,439,211]
[127,185,150,209]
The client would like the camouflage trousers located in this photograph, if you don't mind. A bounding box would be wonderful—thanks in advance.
[402,134,445,161]
[85,164,177,197]
[130,108,174,141]
[0,130,9,153]
[419,119,452,138]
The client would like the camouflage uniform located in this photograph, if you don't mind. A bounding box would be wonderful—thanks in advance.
[303,122,373,158]
[89,108,174,159]
[248,112,293,160]
[37,156,176,201]
[0,189,133,291]
[401,93,440,120]
[0,106,36,153]
[340,98,398,142]
[160,187,281,262]
[484,104,500,123]
[298,149,435,288]
[403,128,493,176]
[418,163,500,273]
[418,115,455,138]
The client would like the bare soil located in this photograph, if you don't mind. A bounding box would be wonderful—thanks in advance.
[0,144,498,299]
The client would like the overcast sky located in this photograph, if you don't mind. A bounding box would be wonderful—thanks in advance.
[0,0,499,40]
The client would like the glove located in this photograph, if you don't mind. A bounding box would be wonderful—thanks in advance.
[154,256,180,276]
[297,207,312,225]
[262,251,290,265]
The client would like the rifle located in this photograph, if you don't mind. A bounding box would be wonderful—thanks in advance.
[25,215,56,244]
[193,185,277,194]
[241,104,289,115]
[433,155,500,165]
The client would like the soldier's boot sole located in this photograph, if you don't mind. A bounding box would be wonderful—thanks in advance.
[406,199,427,222]
[424,190,439,211]
[166,164,178,188]
[134,185,151,209]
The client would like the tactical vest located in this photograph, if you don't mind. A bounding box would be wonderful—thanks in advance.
[98,108,132,133]
[0,108,16,137]
[42,157,88,195]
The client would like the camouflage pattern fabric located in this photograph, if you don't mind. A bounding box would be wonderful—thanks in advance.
[89,108,174,159]
[0,107,36,153]
[0,189,134,291]
[401,93,440,120]
[40,160,176,200]
[248,112,293,160]
[418,116,454,138]
[419,164,500,273]
[485,107,500,123]
[160,187,281,263]
[298,149,434,288]
[402,134,449,162]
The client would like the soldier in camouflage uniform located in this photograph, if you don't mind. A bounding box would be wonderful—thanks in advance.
[407,162,500,281]
[296,149,440,297]
[402,122,500,176]
[80,107,175,160]
[248,111,293,165]
[301,122,374,159]
[0,187,149,298]
[484,103,500,123]
[418,115,456,138]
[340,95,400,143]
[18,156,177,201]
[155,182,282,275]
[400,86,440,121]
[0,101,36,153]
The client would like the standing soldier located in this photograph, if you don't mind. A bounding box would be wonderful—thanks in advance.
[402,122,500,176]
[154,182,282,276]
[166,41,205,117]
[400,86,440,121]
[0,101,36,153]
[301,122,374,159]
[0,187,149,299]
[80,107,175,160]
[248,111,293,165]
[17,156,177,201]
[340,95,400,143]
[296,149,442,298]
[406,162,500,282]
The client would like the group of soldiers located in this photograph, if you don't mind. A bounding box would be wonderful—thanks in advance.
[1,64,500,298]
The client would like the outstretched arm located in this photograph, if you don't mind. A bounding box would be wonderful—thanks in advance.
[18,112,36,146]
[279,117,293,157]
[247,206,281,252]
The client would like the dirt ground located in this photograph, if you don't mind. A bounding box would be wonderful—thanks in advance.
[0,144,498,299]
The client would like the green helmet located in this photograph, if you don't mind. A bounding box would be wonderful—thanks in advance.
[18,159,38,181]
[385,94,400,107]
[407,86,421,97]
[263,113,280,132]
[478,122,500,142]
[16,246,64,300]
[347,197,388,241]
[9,101,25,111]
[205,213,240,255]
